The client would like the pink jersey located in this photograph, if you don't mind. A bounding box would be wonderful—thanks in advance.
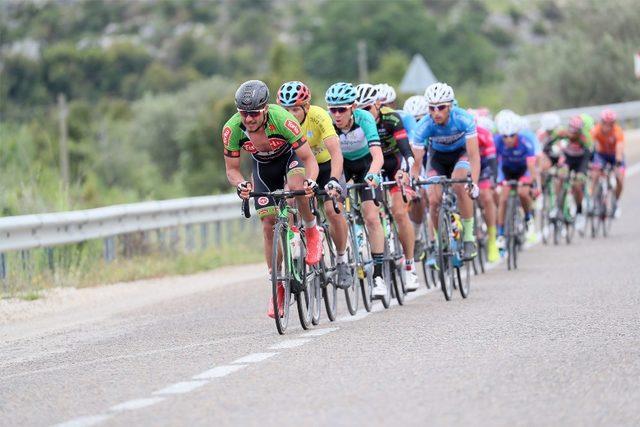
[477,125,496,159]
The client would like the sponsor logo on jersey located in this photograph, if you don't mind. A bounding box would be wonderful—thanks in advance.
[307,130,314,139]
[257,196,270,206]
[285,119,301,135]
[289,160,299,168]
[269,124,276,132]
[222,126,232,147]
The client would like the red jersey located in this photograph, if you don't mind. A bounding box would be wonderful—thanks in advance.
[477,125,496,159]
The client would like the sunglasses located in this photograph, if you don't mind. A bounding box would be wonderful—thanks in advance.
[502,133,517,138]
[329,106,350,114]
[361,105,375,111]
[429,104,448,112]
[238,108,265,118]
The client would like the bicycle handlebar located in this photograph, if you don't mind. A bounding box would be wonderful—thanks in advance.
[240,189,312,219]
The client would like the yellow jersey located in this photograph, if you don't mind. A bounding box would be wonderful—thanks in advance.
[301,105,336,164]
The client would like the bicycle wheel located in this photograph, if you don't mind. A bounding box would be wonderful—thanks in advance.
[564,192,576,244]
[320,227,338,321]
[603,185,615,237]
[505,195,516,271]
[437,211,454,301]
[295,231,311,330]
[457,259,471,298]
[541,190,550,245]
[271,222,292,335]
[309,268,322,326]
[380,242,392,309]
[351,221,373,313]
[419,223,432,289]
[390,221,406,304]
[343,238,359,316]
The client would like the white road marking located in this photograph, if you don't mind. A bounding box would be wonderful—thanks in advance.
[109,397,165,412]
[193,364,247,379]
[53,415,111,427]
[153,380,208,395]
[337,309,369,322]
[628,162,640,177]
[232,352,278,364]
[299,327,339,337]
[268,338,312,349]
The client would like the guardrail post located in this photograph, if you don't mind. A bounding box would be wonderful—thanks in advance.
[21,250,31,284]
[157,229,166,252]
[169,228,180,253]
[46,248,55,272]
[104,237,115,263]
[186,224,195,252]
[214,221,222,247]
[200,224,209,250]
[0,253,6,283]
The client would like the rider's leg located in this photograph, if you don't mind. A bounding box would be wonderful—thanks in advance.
[363,199,385,284]
[287,171,321,264]
[261,214,278,271]
[427,185,443,240]
[480,185,499,261]
[452,167,473,241]
[497,183,509,236]
[391,190,414,261]
[615,167,624,200]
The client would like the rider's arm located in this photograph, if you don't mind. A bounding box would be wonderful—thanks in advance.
[295,142,319,181]
[410,116,429,178]
[411,145,425,179]
[368,145,384,175]
[615,126,625,163]
[465,136,481,183]
[526,156,540,188]
[390,113,413,161]
[324,135,343,179]
[224,155,245,187]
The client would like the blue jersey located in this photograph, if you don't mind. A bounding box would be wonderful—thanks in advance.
[396,110,417,136]
[412,107,477,152]
[494,132,536,171]
[333,109,381,161]
[520,129,541,155]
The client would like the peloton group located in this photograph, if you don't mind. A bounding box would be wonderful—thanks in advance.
[222,79,626,319]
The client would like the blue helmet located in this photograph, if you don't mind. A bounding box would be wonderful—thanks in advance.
[277,81,310,107]
[325,82,357,106]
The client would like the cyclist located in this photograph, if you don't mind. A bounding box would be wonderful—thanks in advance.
[412,82,481,262]
[404,95,431,260]
[493,110,540,250]
[376,83,397,109]
[590,108,625,216]
[277,81,352,288]
[325,82,387,297]
[355,83,419,291]
[557,115,593,231]
[537,112,563,172]
[223,80,321,319]
[469,109,500,262]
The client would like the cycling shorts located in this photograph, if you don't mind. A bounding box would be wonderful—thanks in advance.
[479,157,497,190]
[426,146,470,178]
[592,152,625,174]
[252,149,304,218]
[500,165,531,184]
[564,152,590,175]
[344,154,379,203]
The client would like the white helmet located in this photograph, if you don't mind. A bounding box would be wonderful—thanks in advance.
[403,95,429,117]
[424,82,455,105]
[355,83,379,108]
[477,116,495,132]
[376,83,396,104]
[540,113,561,131]
[495,110,521,136]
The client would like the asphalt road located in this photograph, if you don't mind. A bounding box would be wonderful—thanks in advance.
[2,134,640,427]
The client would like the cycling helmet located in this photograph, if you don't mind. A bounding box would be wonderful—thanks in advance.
[568,115,583,131]
[235,80,269,110]
[477,116,495,132]
[600,108,617,123]
[277,81,310,107]
[403,95,429,117]
[495,110,521,135]
[540,112,561,131]
[325,82,357,106]
[355,84,379,108]
[424,82,455,105]
[376,83,397,104]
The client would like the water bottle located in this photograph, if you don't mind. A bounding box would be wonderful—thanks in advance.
[290,226,302,260]
[355,222,366,254]
[451,213,461,240]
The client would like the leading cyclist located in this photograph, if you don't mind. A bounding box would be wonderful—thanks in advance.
[223,80,321,318]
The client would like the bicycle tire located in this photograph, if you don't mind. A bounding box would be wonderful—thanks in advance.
[343,236,359,315]
[505,195,516,271]
[437,211,454,301]
[319,228,338,321]
[457,260,471,298]
[295,229,311,330]
[271,222,292,335]
[564,192,576,245]
[310,269,322,326]
[389,220,406,304]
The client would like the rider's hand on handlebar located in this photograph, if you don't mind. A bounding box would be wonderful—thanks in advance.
[466,181,480,199]
[365,173,381,188]
[303,178,318,198]
[394,169,410,186]
[324,178,342,199]
[236,181,252,200]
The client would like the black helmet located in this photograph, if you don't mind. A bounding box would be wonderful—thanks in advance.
[235,80,269,110]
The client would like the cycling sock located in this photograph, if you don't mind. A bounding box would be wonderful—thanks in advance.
[488,225,497,241]
[576,204,582,214]
[524,211,532,222]
[405,258,415,271]
[336,252,347,263]
[462,218,474,242]
[498,225,504,236]
[372,252,384,278]
[303,217,317,229]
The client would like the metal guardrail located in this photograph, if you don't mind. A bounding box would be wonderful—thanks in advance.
[1,100,639,282]
[523,100,640,129]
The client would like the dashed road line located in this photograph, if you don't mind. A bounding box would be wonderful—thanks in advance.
[193,364,247,379]
[232,352,278,364]
[110,397,166,412]
[268,338,312,349]
[153,380,209,395]
[299,327,339,337]
[53,414,112,427]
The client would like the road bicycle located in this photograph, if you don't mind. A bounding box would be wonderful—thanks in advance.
[588,163,616,238]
